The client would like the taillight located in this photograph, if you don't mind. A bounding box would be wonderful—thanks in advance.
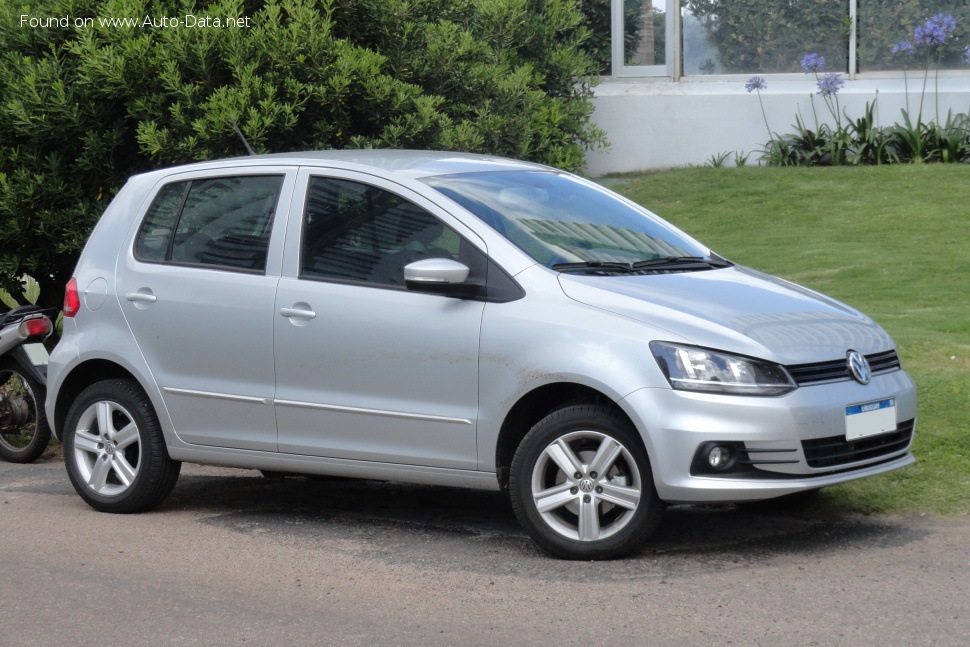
[19,317,51,339]
[64,277,81,317]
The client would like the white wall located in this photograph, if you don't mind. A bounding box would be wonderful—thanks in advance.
[586,74,970,175]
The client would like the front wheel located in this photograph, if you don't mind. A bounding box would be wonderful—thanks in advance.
[63,379,181,513]
[0,359,51,463]
[509,404,663,560]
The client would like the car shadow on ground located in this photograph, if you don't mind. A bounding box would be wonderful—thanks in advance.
[157,468,929,577]
[3,458,927,578]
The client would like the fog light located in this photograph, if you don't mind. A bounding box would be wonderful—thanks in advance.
[707,446,732,470]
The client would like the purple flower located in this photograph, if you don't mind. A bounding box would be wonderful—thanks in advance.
[801,53,825,73]
[892,40,914,56]
[745,76,767,93]
[816,73,844,96]
[914,14,956,47]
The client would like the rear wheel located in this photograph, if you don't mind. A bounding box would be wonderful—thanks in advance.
[63,379,180,513]
[0,359,51,463]
[510,404,663,560]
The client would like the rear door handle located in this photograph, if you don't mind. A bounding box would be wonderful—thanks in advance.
[280,307,316,319]
[125,292,157,303]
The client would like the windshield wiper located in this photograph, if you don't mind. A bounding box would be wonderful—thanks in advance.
[631,256,733,270]
[551,261,634,273]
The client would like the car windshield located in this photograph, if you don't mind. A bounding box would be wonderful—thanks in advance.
[423,171,709,269]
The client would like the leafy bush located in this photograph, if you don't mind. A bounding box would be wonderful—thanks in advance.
[0,0,605,303]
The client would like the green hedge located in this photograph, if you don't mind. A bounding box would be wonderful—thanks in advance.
[0,0,605,302]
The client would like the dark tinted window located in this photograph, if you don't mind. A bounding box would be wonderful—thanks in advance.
[135,182,188,262]
[301,177,475,288]
[134,175,283,272]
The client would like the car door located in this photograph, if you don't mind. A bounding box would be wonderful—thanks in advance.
[117,168,296,451]
[272,169,486,469]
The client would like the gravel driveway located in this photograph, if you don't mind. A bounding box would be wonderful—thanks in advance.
[2,457,967,646]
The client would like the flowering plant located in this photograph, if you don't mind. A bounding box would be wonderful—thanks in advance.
[745,76,772,141]
[744,76,767,93]
[816,73,844,97]
[913,14,956,47]
[800,53,826,74]
[898,14,959,125]
[749,14,970,168]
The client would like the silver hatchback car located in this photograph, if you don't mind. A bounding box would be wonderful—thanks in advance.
[47,151,916,559]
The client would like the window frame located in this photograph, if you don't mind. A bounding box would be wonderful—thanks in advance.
[293,171,490,294]
[609,1,970,80]
[611,0,678,78]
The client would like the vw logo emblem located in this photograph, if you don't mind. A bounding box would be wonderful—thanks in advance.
[847,350,871,385]
[579,478,595,493]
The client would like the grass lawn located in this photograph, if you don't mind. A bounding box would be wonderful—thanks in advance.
[608,164,970,516]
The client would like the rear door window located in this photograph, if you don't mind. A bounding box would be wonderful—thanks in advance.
[134,175,284,273]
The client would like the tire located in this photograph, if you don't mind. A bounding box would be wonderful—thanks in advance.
[0,359,51,463]
[63,379,181,513]
[509,404,663,560]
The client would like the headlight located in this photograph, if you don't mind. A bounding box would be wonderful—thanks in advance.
[650,342,796,396]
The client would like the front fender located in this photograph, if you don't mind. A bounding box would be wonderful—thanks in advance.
[476,266,675,471]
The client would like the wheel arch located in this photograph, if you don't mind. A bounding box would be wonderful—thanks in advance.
[52,359,142,440]
[494,382,644,490]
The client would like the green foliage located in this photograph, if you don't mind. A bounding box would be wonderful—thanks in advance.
[704,151,731,168]
[0,275,40,308]
[0,0,606,302]
[685,0,850,73]
[577,0,612,74]
[760,102,970,167]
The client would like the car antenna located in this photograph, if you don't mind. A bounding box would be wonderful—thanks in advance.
[230,119,257,156]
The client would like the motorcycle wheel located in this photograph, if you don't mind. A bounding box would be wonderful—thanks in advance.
[0,358,51,463]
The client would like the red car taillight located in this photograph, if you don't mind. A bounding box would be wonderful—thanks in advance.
[64,277,80,317]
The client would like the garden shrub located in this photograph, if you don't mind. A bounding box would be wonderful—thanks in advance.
[0,0,605,303]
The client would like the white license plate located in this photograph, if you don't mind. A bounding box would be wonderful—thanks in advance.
[845,398,896,441]
[24,342,49,366]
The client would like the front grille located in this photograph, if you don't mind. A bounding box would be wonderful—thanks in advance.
[787,349,902,386]
[802,419,914,469]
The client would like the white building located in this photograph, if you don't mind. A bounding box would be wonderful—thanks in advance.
[586,1,970,174]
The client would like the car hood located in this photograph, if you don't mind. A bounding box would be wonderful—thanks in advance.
[558,265,894,365]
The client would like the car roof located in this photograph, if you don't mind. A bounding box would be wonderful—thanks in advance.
[135,149,553,182]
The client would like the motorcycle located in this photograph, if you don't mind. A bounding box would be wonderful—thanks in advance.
[0,305,54,463]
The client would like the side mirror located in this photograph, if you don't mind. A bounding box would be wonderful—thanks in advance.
[403,259,481,299]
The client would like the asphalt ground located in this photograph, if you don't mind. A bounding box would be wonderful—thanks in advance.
[2,455,968,646]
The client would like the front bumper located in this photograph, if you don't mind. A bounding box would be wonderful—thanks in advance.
[621,369,917,503]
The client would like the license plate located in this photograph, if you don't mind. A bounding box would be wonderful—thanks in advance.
[845,398,896,441]
[24,342,49,366]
